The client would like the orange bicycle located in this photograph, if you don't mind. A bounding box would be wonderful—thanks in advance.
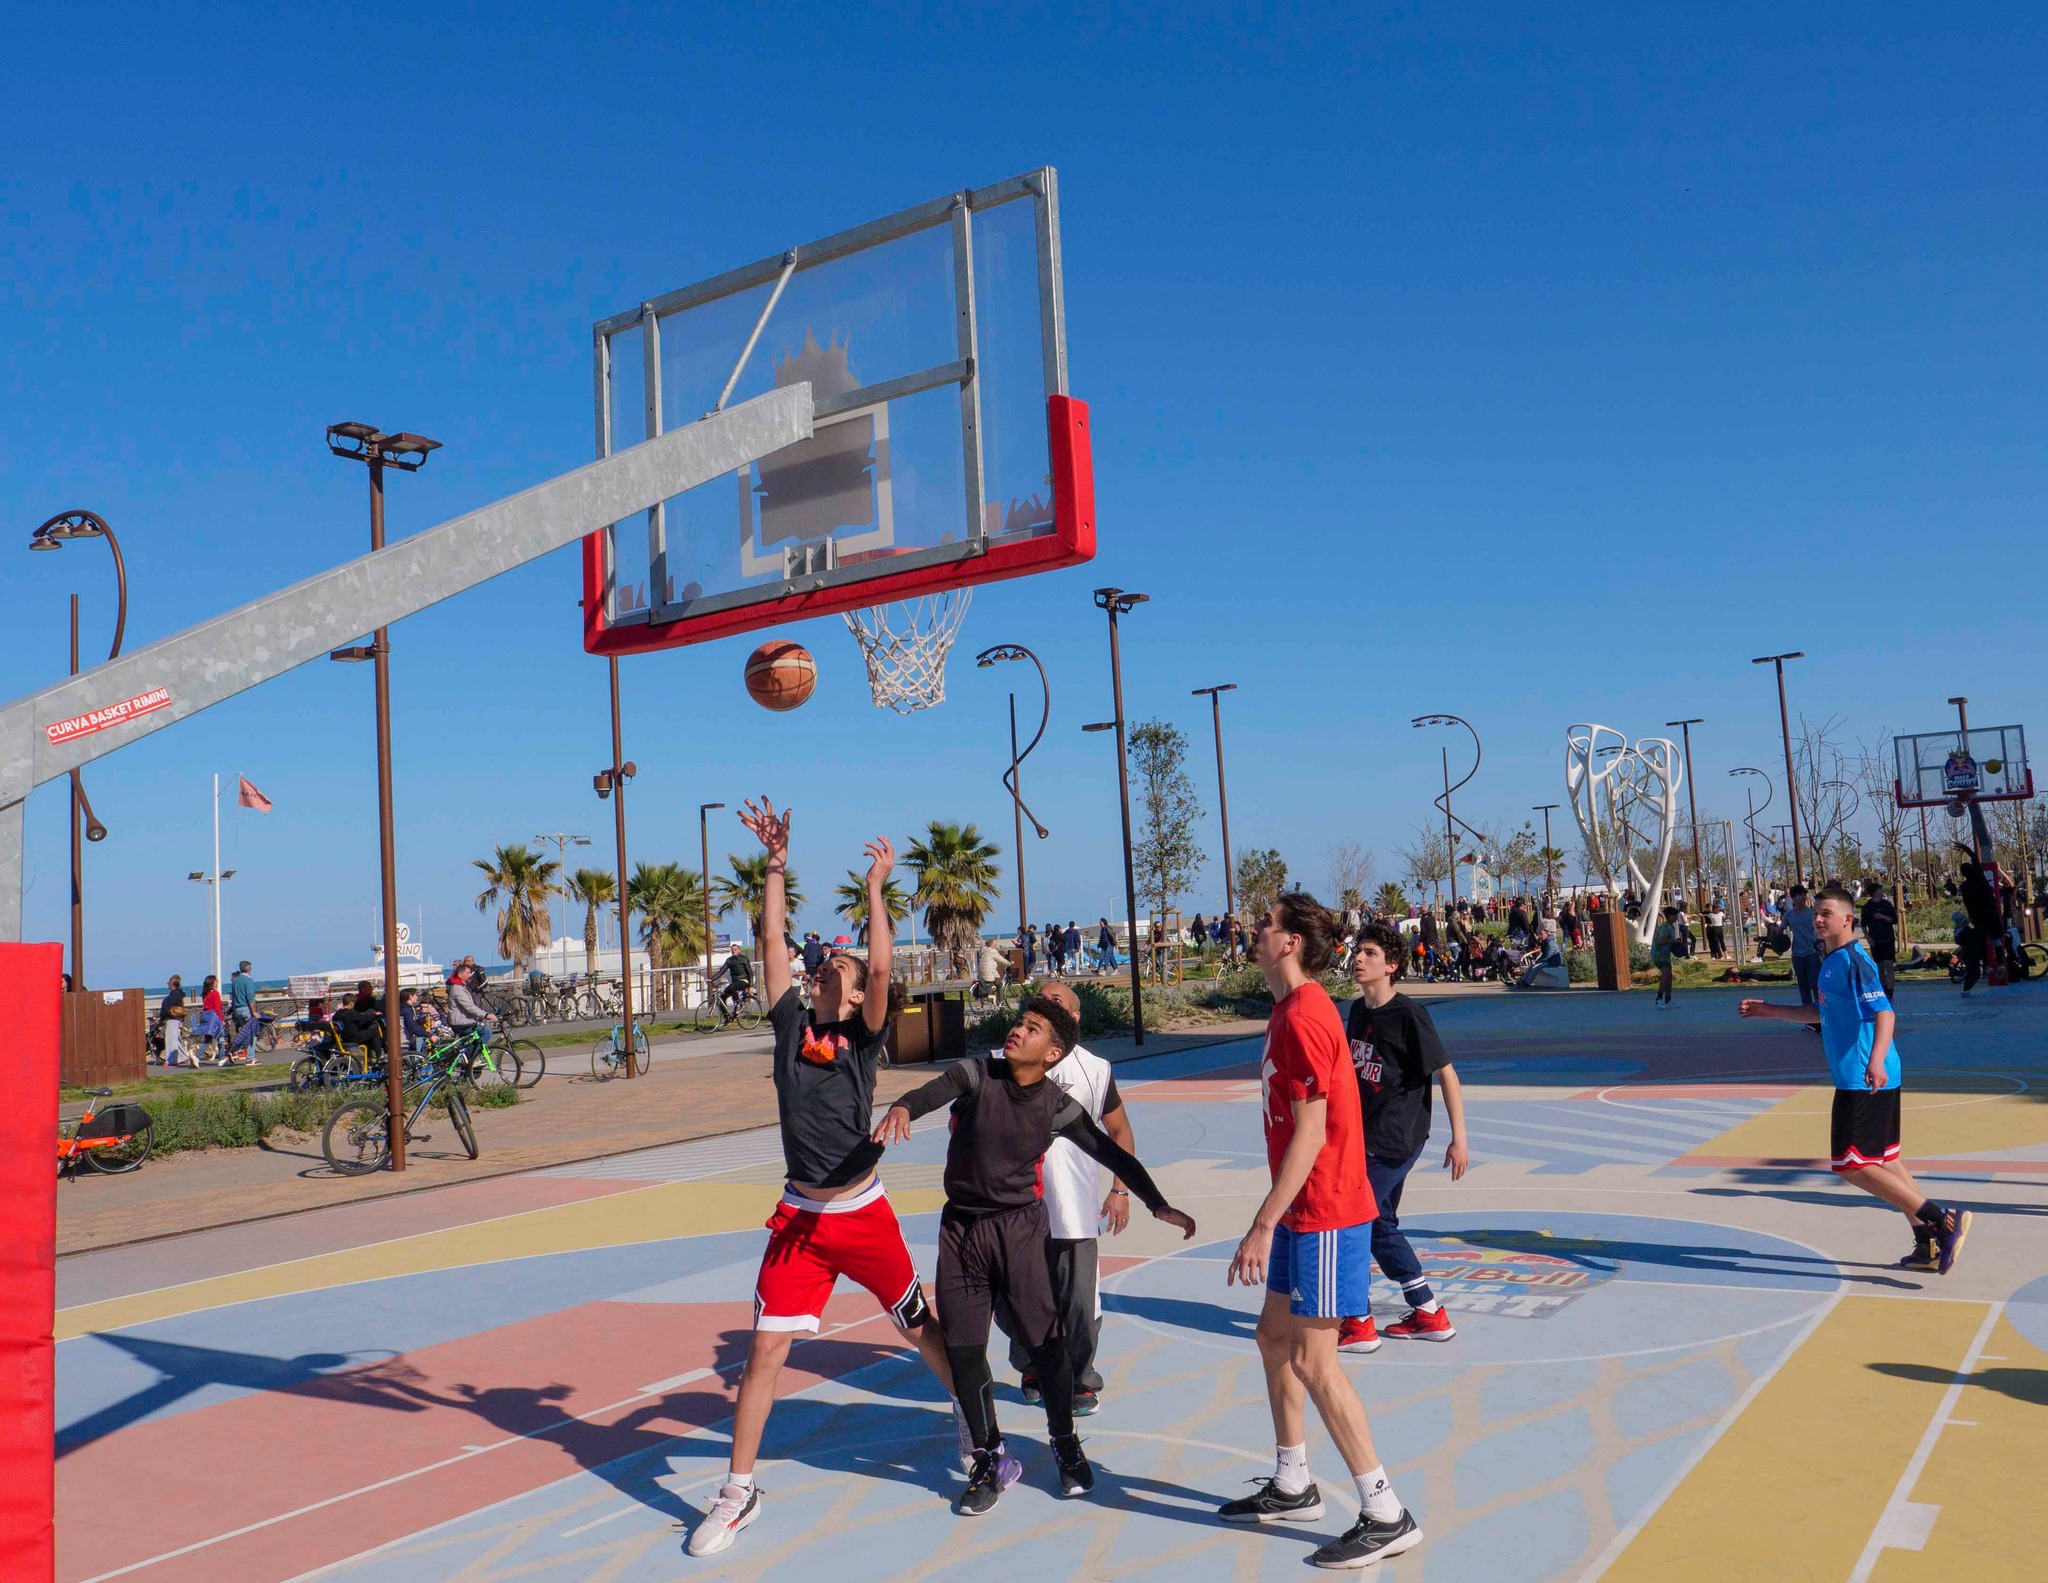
[58,1088,154,1178]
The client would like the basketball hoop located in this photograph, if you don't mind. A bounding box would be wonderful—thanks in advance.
[843,589,972,714]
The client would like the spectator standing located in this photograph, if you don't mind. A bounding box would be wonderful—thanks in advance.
[229,960,257,1033]
[159,974,189,1066]
[195,974,227,1062]
[1651,907,1679,1006]
[1860,880,1901,999]
[1064,922,1082,975]
[802,930,825,978]
[1705,903,1728,960]
[1785,886,1821,1006]
[1048,923,1067,978]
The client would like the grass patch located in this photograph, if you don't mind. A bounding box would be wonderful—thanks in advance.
[132,1081,519,1155]
[62,1060,296,1104]
[527,1020,688,1049]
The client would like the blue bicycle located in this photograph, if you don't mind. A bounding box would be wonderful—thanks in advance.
[589,1020,650,1081]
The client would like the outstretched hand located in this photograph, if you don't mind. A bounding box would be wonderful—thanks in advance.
[872,1104,913,1146]
[739,797,791,863]
[1153,1205,1197,1240]
[864,835,896,890]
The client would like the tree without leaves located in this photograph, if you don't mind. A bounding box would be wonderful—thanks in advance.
[1128,718,1206,918]
[905,821,1003,975]
[564,867,616,980]
[473,844,560,974]
[1235,847,1289,922]
[1856,734,1910,898]
[1396,824,1451,902]
[1325,841,1374,915]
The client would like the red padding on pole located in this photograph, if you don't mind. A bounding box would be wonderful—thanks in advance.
[0,943,60,1580]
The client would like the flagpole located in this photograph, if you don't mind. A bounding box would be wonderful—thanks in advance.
[212,772,223,993]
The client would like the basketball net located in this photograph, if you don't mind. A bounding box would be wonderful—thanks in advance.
[842,589,971,714]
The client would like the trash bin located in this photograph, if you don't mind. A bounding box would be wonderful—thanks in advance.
[888,987,967,1064]
[1591,911,1633,991]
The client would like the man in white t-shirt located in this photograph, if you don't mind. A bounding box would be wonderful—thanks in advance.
[992,979,1136,1416]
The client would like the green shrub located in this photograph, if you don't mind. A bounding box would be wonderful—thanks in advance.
[1566,948,1596,983]
[136,1081,516,1155]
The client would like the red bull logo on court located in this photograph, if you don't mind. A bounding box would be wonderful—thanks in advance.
[1389,1235,1617,1320]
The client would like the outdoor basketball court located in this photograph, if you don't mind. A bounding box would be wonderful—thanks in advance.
[53,983,2048,1582]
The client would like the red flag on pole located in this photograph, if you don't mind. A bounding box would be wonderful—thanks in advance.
[236,776,273,813]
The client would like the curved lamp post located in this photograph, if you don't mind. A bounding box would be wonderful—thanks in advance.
[976,644,1051,944]
[30,510,128,987]
[1729,767,1772,926]
[1413,713,1483,907]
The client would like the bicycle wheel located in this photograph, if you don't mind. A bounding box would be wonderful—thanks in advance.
[735,995,765,1031]
[629,1023,649,1075]
[323,1099,391,1175]
[505,1037,542,1088]
[322,1053,355,1088]
[257,1020,282,1053]
[447,1091,479,1160]
[590,1037,618,1080]
[84,1113,154,1173]
[692,998,719,1033]
[290,1055,323,1093]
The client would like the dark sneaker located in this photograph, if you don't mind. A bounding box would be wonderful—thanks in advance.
[1309,1508,1424,1569]
[1020,1377,1042,1406]
[1934,1208,1972,1275]
[1072,1388,1100,1417]
[1217,1477,1326,1524]
[1053,1433,1095,1497]
[957,1452,1004,1516]
[1898,1228,1939,1274]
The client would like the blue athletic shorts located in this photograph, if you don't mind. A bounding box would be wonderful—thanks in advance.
[1268,1222,1375,1318]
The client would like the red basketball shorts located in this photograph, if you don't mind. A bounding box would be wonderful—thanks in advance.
[752,1177,930,1333]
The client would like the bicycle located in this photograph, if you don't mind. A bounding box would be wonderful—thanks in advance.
[322,1051,480,1175]
[431,1023,535,1090]
[691,987,765,1032]
[58,1088,154,1177]
[578,978,623,1020]
[589,1020,650,1080]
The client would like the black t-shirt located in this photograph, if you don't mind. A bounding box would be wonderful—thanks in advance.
[1860,897,1899,959]
[769,988,889,1188]
[1346,992,1451,1161]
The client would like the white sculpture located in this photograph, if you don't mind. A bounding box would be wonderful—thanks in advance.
[1565,724,1684,947]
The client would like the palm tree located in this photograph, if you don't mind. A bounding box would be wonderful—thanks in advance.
[565,867,616,979]
[833,868,912,944]
[627,862,706,1010]
[905,821,1002,974]
[473,844,560,975]
[714,852,805,946]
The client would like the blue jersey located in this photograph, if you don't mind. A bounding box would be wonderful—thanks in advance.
[1815,942,1899,1091]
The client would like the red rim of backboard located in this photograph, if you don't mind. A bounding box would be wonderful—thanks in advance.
[1894,770,2036,810]
[582,394,1093,656]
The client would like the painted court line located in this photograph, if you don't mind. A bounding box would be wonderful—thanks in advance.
[1845,1299,2004,1583]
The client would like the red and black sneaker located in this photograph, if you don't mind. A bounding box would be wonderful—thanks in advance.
[1934,1208,1972,1275]
[1383,1305,1457,1342]
[1337,1317,1382,1354]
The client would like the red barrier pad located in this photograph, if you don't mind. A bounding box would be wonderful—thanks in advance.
[0,943,60,1580]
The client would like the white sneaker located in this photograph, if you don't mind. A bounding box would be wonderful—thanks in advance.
[686,1480,760,1557]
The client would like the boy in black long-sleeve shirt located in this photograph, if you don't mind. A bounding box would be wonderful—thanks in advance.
[874,995,1194,1514]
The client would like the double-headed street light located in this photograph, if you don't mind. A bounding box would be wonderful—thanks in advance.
[1091,588,1149,1044]
[1192,685,1238,923]
[1752,652,1806,887]
[976,644,1051,941]
[30,510,127,988]
[327,422,440,1169]
[535,832,592,979]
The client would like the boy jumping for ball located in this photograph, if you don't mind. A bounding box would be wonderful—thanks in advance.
[874,995,1195,1513]
[688,799,962,1559]
[1738,883,1970,1275]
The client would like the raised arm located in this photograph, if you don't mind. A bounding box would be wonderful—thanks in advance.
[860,835,895,1036]
[871,1058,977,1143]
[739,797,793,1006]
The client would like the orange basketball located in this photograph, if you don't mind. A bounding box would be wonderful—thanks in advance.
[744,640,817,711]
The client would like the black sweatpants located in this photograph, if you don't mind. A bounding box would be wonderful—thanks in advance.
[996,1236,1103,1394]
[939,1202,1075,1450]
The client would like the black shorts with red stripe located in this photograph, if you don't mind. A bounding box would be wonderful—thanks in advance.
[1830,1088,1901,1173]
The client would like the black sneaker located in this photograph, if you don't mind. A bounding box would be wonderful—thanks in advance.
[1053,1433,1095,1497]
[1934,1207,1972,1275]
[1310,1508,1424,1569]
[1898,1227,1939,1273]
[1072,1388,1100,1417]
[956,1451,1004,1516]
[1217,1477,1326,1524]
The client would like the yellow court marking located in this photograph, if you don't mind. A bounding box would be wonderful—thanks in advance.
[1601,1294,1985,1583]
[1869,1311,2048,1582]
[1688,1085,2048,1161]
[58,1180,948,1340]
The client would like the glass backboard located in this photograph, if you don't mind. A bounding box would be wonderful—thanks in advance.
[1893,724,2033,806]
[582,167,1093,656]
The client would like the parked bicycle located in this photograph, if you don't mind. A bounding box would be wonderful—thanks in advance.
[589,1020,650,1080]
[578,978,624,1020]
[322,1049,480,1175]
[58,1088,154,1177]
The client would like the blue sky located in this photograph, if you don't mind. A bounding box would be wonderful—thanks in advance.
[4,5,2044,984]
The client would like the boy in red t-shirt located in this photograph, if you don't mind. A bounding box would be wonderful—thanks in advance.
[1218,892,1424,1570]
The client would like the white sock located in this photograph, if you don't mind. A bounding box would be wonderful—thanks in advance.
[725,1470,755,1493]
[1355,1464,1402,1522]
[1274,1442,1311,1494]
[1416,1298,1442,1314]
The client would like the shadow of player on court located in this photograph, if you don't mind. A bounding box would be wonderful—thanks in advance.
[1099,1292,1260,1341]
[1868,1361,2048,1406]
[1413,1225,1920,1290]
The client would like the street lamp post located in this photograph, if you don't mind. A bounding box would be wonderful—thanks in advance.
[186,861,237,991]
[1413,714,1482,908]
[1752,652,1806,887]
[1091,587,1149,1044]
[975,645,1050,943]
[701,801,726,1012]
[1666,719,1706,913]
[30,510,127,988]
[534,831,593,979]
[1729,767,1773,932]
[592,670,638,1075]
[327,422,440,1170]
[1532,805,1560,902]
[1192,685,1238,924]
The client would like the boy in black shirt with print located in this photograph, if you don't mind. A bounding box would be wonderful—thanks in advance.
[1338,921,1471,1352]
[875,995,1195,1514]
